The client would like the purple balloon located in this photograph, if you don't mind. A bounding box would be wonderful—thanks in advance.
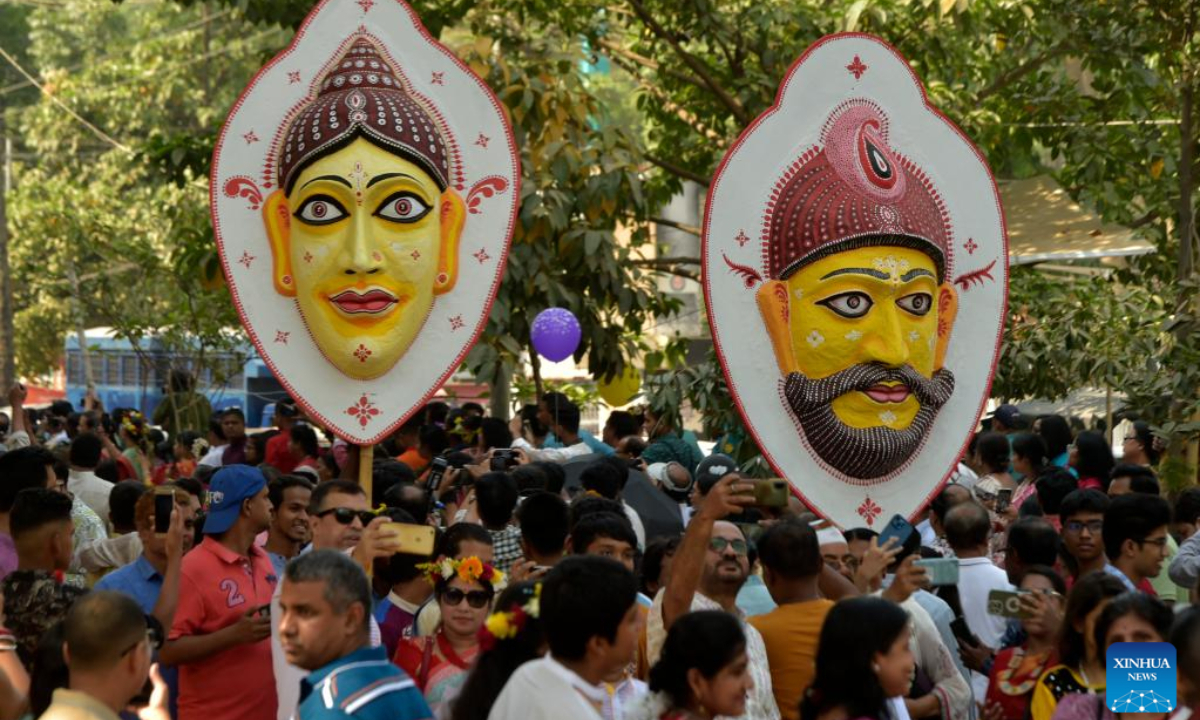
[531,308,582,362]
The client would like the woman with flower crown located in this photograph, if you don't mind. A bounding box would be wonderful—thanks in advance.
[449,581,543,720]
[394,555,504,714]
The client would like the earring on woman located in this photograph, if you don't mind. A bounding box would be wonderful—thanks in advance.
[872,663,881,673]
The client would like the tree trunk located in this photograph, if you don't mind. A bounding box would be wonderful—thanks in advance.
[0,119,14,392]
[528,343,543,400]
[1180,81,1196,284]
[489,370,511,420]
[66,257,94,390]
[1176,78,1199,484]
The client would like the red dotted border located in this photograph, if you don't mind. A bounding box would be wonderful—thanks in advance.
[703,32,1010,526]
[210,0,520,445]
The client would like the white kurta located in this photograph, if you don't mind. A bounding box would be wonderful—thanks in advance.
[487,656,606,720]
[647,589,781,720]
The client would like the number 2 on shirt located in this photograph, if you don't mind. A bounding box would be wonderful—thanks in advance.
[220,579,246,608]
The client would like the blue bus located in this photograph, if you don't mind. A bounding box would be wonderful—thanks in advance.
[64,328,286,428]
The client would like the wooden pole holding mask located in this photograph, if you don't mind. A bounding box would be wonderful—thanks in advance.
[359,443,374,507]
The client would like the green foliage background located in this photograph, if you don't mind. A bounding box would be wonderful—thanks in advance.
[0,0,1196,457]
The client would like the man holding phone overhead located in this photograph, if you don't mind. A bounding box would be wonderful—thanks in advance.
[95,488,194,718]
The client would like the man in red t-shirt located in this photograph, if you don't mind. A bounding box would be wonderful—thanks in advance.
[160,465,277,720]
[264,401,300,474]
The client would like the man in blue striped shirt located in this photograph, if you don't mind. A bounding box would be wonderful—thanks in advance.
[280,550,432,720]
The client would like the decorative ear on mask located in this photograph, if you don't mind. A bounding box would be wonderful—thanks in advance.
[933,283,959,368]
[434,188,466,295]
[262,190,296,297]
[757,280,797,375]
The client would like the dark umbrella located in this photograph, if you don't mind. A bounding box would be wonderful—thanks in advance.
[561,455,685,542]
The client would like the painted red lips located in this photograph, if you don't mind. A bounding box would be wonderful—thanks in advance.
[329,289,398,314]
[863,383,911,404]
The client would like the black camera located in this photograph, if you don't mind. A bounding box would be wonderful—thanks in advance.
[490,449,516,472]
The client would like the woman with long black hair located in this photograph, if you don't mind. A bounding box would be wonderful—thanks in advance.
[627,610,753,720]
[800,597,913,720]
[1010,433,1049,517]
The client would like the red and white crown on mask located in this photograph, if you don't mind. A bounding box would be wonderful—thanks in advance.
[764,99,954,282]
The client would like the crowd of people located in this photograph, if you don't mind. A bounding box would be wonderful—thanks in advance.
[0,383,1198,720]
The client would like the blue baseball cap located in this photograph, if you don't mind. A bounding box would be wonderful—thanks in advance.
[204,465,266,535]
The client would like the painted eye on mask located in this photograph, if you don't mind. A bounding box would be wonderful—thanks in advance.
[375,192,431,224]
[896,292,933,316]
[817,291,874,319]
[294,195,348,225]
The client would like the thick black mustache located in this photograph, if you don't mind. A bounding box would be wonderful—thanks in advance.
[783,363,954,411]
[782,364,955,480]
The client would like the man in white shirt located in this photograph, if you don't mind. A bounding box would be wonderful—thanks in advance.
[66,434,113,526]
[648,473,781,720]
[510,399,591,464]
[945,501,1012,701]
[488,556,641,720]
[198,418,227,468]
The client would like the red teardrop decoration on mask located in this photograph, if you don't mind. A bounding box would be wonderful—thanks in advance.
[857,120,898,190]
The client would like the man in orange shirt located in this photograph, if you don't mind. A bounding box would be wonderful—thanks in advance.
[160,465,277,720]
[749,519,835,720]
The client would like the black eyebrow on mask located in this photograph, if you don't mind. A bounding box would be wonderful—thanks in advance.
[820,267,891,281]
[366,172,418,189]
[300,175,352,189]
[900,268,936,282]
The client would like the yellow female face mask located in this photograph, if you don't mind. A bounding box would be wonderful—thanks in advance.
[263,138,465,380]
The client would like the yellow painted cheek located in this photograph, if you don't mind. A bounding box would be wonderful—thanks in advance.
[789,310,872,379]
[381,224,440,284]
[901,318,938,376]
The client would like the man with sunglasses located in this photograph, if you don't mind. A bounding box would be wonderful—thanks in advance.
[41,590,171,720]
[160,465,276,720]
[647,470,780,720]
[309,480,375,552]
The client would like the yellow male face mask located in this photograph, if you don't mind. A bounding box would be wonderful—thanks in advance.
[758,245,958,431]
[262,138,465,380]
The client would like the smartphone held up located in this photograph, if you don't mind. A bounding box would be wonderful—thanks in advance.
[153,487,174,536]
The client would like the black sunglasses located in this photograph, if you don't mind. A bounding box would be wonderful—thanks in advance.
[316,507,376,526]
[440,587,492,609]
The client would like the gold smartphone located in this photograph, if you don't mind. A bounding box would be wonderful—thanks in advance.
[380,523,436,556]
[753,479,790,508]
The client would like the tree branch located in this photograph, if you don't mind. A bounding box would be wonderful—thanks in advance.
[645,154,711,187]
[977,43,1073,102]
[649,217,701,237]
[625,0,750,126]
[631,257,701,266]
[1129,210,1160,229]
[596,38,708,91]
[631,259,700,282]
